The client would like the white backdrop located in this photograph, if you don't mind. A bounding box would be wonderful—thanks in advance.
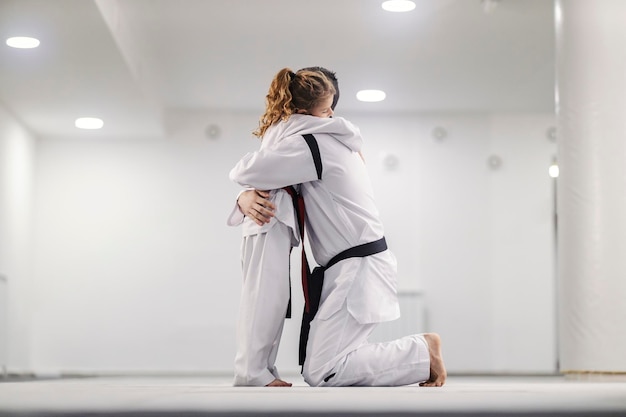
[0,105,37,373]
[1,105,557,376]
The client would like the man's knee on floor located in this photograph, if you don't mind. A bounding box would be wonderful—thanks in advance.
[302,362,325,387]
[301,364,316,386]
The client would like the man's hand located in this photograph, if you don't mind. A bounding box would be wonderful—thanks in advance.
[238,189,276,226]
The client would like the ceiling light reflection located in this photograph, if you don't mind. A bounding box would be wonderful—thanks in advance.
[381,0,416,12]
[549,163,559,178]
[75,117,104,130]
[356,90,386,102]
[6,36,40,49]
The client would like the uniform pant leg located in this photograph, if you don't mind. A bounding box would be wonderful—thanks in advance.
[303,302,430,387]
[233,223,292,386]
[266,318,285,380]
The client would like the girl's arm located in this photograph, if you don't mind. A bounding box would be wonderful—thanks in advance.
[229,135,320,190]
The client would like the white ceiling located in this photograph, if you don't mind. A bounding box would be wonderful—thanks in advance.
[0,0,555,139]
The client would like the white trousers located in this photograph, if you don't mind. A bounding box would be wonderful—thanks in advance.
[302,282,430,386]
[233,222,292,386]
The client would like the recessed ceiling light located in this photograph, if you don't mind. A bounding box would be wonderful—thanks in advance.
[381,0,416,12]
[6,36,40,49]
[356,90,386,102]
[75,117,104,130]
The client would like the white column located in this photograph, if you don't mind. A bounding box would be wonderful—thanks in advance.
[555,0,626,374]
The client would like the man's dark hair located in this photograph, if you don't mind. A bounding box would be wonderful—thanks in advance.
[300,66,340,110]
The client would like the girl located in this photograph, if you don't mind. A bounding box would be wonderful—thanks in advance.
[227,67,338,387]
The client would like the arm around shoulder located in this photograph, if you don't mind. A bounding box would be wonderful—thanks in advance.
[229,136,320,189]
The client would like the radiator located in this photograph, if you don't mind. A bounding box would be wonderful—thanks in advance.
[368,290,426,343]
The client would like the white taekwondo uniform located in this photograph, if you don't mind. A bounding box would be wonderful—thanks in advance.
[230,114,430,387]
[227,120,302,386]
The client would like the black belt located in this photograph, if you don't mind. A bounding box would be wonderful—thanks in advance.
[298,237,388,367]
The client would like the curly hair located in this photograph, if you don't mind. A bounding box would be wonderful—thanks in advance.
[253,67,336,138]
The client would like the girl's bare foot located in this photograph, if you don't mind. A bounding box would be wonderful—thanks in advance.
[420,333,447,387]
[265,378,293,387]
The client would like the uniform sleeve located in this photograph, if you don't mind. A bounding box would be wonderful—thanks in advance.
[229,135,320,190]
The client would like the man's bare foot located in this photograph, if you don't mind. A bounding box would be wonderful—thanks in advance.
[420,333,447,387]
[265,378,292,387]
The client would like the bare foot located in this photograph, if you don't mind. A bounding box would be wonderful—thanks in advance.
[420,333,447,387]
[265,378,293,387]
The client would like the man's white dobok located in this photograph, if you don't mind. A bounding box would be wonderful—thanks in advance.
[230,114,430,386]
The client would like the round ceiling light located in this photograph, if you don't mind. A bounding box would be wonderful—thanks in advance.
[75,117,104,130]
[6,36,40,49]
[381,1,416,12]
[356,90,386,102]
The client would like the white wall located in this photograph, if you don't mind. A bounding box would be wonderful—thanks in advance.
[347,112,557,373]
[487,114,557,373]
[22,110,556,376]
[0,104,37,373]
[30,110,255,374]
